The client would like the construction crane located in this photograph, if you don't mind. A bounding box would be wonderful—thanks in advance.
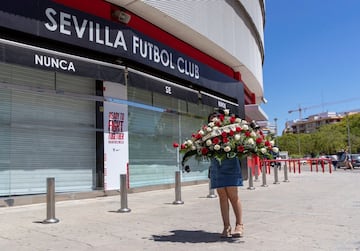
[288,104,322,120]
[288,106,303,120]
[288,97,360,120]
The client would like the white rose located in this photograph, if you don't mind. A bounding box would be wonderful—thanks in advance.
[224,146,231,152]
[242,125,249,130]
[206,127,212,132]
[272,147,279,153]
[250,131,257,137]
[235,118,242,123]
[214,144,221,151]
[270,140,275,146]
[199,130,205,135]
[213,126,219,130]
[191,145,196,150]
[247,138,255,145]
[208,122,215,127]
[186,140,193,146]
[234,134,241,141]
[206,139,212,146]
[260,148,267,154]
[224,109,230,115]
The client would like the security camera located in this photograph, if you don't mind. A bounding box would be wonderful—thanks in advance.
[112,10,131,24]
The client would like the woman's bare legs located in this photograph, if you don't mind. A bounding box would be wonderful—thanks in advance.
[226,186,244,237]
[216,186,243,237]
[217,188,230,227]
[225,186,242,226]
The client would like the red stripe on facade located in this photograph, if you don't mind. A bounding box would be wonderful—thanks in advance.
[52,0,111,19]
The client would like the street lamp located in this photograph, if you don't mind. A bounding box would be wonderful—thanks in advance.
[274,118,278,146]
[346,112,352,154]
[297,123,301,156]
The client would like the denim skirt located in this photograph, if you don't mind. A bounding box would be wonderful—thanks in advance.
[210,157,243,189]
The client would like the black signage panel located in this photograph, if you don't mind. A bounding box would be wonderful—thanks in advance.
[128,71,198,104]
[0,42,124,83]
[201,93,239,115]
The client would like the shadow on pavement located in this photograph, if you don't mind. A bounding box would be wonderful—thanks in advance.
[151,230,244,243]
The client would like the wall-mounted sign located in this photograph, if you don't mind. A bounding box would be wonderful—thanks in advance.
[0,40,124,83]
[103,81,129,190]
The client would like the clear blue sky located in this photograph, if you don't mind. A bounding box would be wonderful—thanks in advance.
[263,0,360,135]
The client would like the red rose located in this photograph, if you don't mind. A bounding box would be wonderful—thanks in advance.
[237,145,245,152]
[173,142,179,148]
[245,131,251,137]
[180,144,186,149]
[212,137,220,144]
[265,141,271,147]
[195,133,202,139]
[236,127,242,132]
[201,147,209,155]
[221,131,227,138]
[223,137,229,143]
[219,114,225,121]
[230,116,236,123]
[256,138,263,144]
[229,130,234,136]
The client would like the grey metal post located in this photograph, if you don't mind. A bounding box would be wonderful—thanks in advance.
[261,162,268,187]
[273,165,280,184]
[173,171,184,204]
[283,162,289,182]
[118,174,131,213]
[207,179,217,198]
[43,177,59,224]
[247,166,255,190]
[254,164,259,182]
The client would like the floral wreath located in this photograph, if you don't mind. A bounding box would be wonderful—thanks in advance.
[173,109,278,167]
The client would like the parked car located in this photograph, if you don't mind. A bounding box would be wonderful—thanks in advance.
[299,159,308,165]
[309,155,330,165]
[336,153,360,168]
[350,154,360,167]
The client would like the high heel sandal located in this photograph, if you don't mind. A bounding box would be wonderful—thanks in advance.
[232,224,244,238]
[220,226,232,238]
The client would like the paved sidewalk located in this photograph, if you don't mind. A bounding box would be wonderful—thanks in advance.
[0,169,360,251]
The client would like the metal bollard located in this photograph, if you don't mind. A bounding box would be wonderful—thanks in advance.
[261,162,268,187]
[43,177,59,224]
[254,164,259,182]
[173,171,184,204]
[207,180,217,198]
[247,166,255,190]
[118,174,131,213]
[273,165,280,184]
[283,163,289,182]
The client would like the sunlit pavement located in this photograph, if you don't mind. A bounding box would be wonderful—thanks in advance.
[1,169,360,251]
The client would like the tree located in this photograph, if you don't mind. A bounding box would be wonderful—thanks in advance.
[277,133,299,156]
[277,113,360,157]
[313,124,345,154]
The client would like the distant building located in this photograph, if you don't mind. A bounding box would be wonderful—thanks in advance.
[284,111,360,134]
